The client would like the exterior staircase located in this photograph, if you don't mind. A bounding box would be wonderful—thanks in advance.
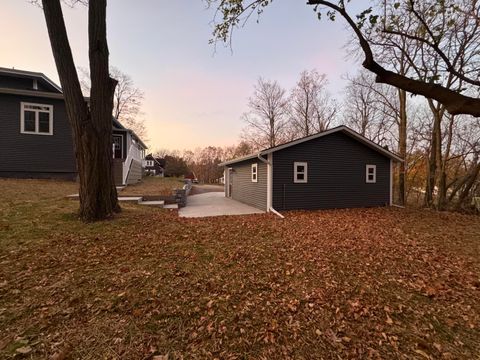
[67,194,178,209]
[117,196,178,209]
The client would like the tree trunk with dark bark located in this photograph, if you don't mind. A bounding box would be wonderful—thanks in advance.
[398,88,407,206]
[455,160,480,210]
[42,0,120,221]
[425,114,440,207]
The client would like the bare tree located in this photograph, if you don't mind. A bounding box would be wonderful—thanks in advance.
[209,0,480,117]
[289,70,336,138]
[79,66,147,139]
[241,78,289,149]
[153,148,171,159]
[343,71,396,145]
[39,0,119,221]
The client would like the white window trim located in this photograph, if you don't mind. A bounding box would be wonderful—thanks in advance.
[145,160,154,167]
[20,102,53,135]
[366,164,377,183]
[294,161,308,183]
[251,163,258,183]
[112,134,124,159]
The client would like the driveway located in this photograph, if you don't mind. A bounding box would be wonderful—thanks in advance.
[190,184,224,195]
[179,192,264,218]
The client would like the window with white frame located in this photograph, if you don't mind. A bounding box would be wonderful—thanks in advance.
[251,163,258,182]
[20,102,53,135]
[145,160,154,167]
[366,164,376,183]
[294,162,308,183]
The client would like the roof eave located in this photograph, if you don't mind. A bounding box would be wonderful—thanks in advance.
[0,67,63,93]
[219,126,404,166]
[128,129,148,149]
[218,153,259,167]
[0,87,65,99]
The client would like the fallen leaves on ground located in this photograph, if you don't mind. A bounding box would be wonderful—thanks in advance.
[0,179,479,359]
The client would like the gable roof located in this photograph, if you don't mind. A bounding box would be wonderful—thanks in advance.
[0,67,149,149]
[0,67,63,93]
[219,125,403,166]
[145,154,165,167]
[112,117,147,149]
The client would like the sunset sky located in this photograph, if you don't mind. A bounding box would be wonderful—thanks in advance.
[1,0,360,152]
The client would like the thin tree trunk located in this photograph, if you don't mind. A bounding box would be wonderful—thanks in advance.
[398,88,407,206]
[425,101,443,208]
[42,0,119,221]
[269,118,275,147]
[425,126,437,207]
[437,115,454,210]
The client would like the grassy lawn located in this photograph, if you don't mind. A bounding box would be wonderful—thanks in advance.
[120,176,184,196]
[0,179,479,359]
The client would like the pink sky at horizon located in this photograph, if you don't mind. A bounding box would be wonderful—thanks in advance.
[1,0,359,152]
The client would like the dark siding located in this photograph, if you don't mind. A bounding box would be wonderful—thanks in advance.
[272,132,390,210]
[0,93,76,179]
[230,158,267,211]
[0,76,34,90]
[0,75,59,93]
[113,159,123,185]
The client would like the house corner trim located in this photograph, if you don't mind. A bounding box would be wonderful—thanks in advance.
[267,153,273,211]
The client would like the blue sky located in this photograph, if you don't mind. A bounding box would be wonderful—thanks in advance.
[1,0,361,151]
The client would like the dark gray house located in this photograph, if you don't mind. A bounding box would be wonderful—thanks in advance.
[0,67,147,185]
[219,126,403,212]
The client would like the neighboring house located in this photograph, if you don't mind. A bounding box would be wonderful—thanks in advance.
[112,118,148,185]
[0,67,147,185]
[144,154,165,177]
[219,125,403,212]
[184,171,198,183]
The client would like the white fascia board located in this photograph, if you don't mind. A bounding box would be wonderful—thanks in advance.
[218,153,259,167]
[0,68,62,93]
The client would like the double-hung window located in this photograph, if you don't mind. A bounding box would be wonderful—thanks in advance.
[251,163,258,182]
[366,164,376,183]
[294,162,308,183]
[145,160,154,167]
[20,102,53,135]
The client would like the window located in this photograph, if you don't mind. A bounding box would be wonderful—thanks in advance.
[112,135,123,159]
[251,163,258,182]
[145,160,154,167]
[294,162,308,183]
[20,102,53,135]
[366,165,376,183]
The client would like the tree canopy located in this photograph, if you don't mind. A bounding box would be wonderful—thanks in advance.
[208,0,480,117]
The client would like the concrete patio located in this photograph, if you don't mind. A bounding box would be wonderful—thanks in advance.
[179,192,264,218]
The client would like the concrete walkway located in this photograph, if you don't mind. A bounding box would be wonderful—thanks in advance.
[179,192,264,218]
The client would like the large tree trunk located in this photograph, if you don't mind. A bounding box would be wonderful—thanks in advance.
[42,0,120,221]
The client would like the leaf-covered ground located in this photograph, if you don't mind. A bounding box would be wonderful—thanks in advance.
[0,179,479,359]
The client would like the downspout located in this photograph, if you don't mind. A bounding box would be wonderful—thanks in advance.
[257,153,284,219]
[257,153,269,164]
